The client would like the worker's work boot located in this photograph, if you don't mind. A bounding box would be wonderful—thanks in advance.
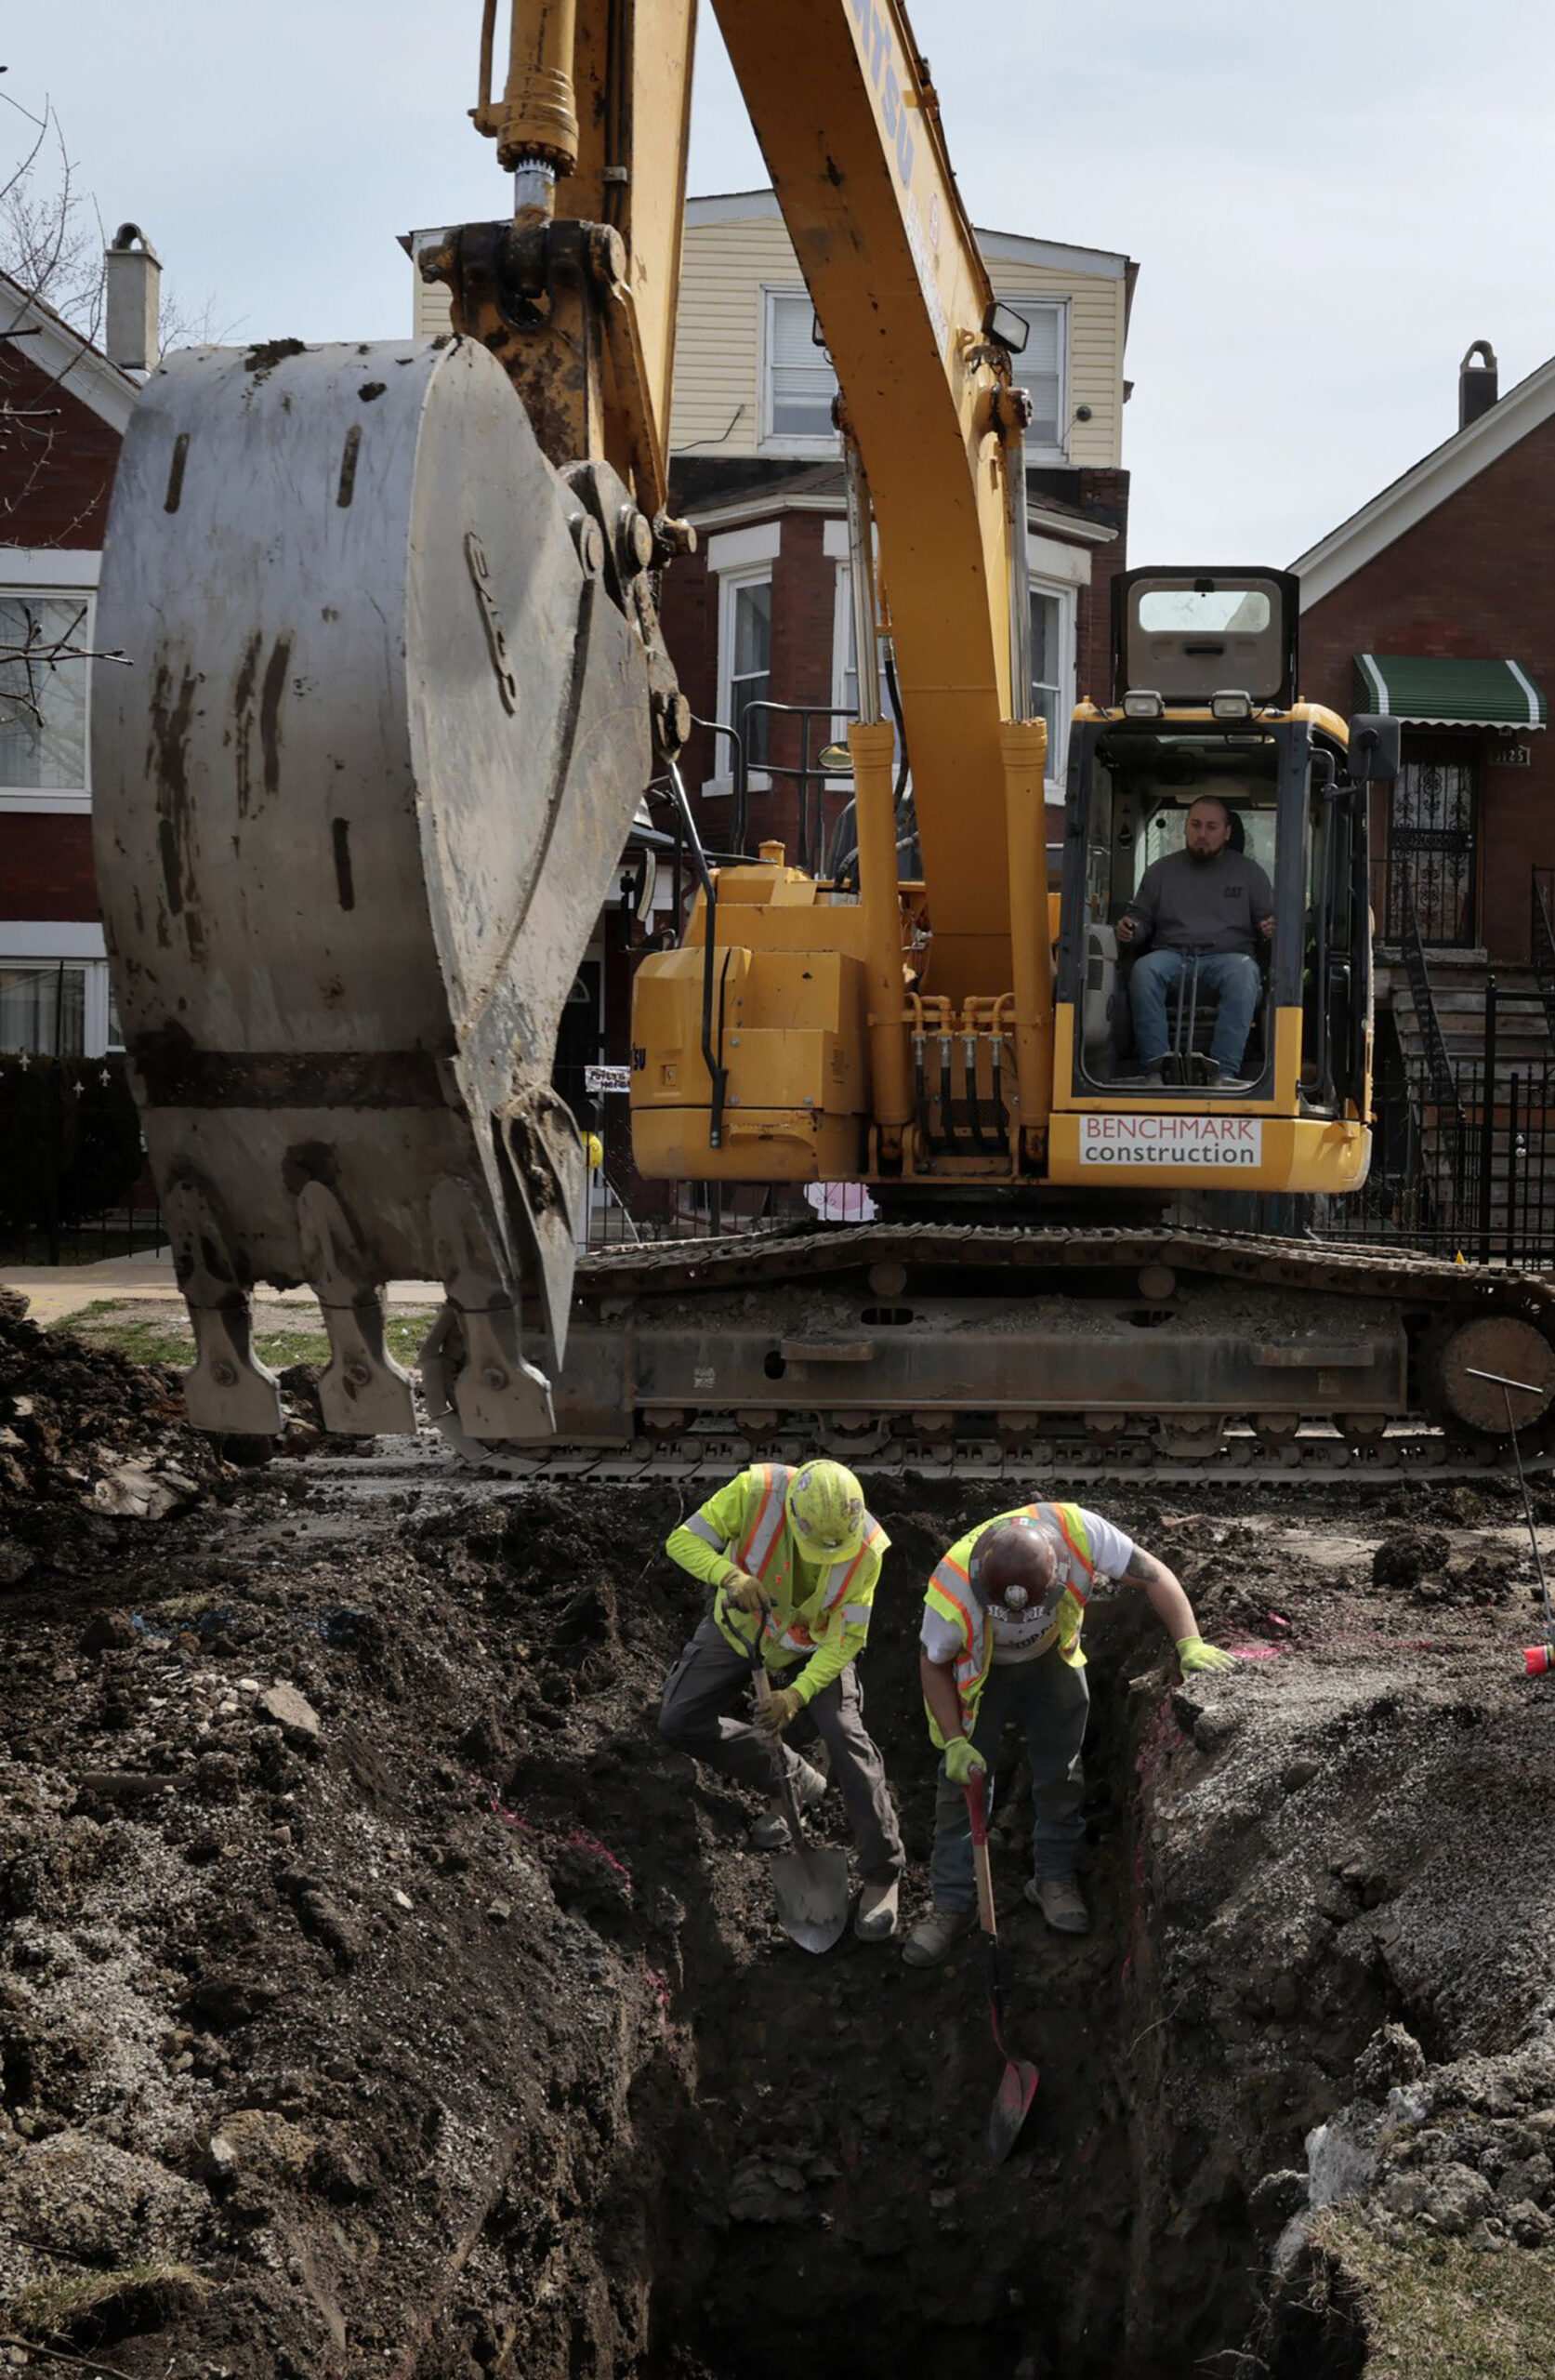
[1026,1875,1090,1935]
[749,1758,826,1850]
[854,1878,901,1942]
[902,1906,976,1967]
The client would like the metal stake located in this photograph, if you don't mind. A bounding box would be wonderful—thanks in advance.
[1465,1365,1554,1641]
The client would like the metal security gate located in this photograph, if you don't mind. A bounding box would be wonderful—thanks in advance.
[1384,750,1479,945]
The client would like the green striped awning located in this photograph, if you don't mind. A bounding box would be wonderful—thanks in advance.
[1354,653,1546,728]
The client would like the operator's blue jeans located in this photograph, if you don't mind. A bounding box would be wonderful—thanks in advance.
[1129,947,1261,1073]
[929,1650,1089,1911]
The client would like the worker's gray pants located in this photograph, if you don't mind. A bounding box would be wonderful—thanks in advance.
[929,1648,1089,1911]
[657,1616,904,1884]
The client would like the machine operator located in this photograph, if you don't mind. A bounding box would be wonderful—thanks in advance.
[1116,794,1274,1085]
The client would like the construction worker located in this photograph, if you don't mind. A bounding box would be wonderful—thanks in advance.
[658,1458,905,1941]
[903,1503,1234,1965]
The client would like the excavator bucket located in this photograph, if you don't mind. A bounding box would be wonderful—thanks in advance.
[92,337,653,1442]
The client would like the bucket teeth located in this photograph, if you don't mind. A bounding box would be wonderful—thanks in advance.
[165,1177,283,1435]
[297,1182,416,1436]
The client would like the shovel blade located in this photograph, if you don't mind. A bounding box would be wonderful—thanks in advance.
[988,2056,1040,2164]
[771,1844,851,1954]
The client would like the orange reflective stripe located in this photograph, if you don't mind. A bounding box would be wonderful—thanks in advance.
[1046,1502,1095,1593]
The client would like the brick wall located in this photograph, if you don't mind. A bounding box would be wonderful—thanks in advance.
[1073,468,1130,705]
[1,815,99,922]
[0,350,121,549]
[664,483,1126,867]
[1301,410,1555,962]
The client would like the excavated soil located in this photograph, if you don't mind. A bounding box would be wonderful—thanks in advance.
[5,1305,1555,2377]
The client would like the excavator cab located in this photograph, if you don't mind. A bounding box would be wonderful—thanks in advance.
[1052,569,1382,1184]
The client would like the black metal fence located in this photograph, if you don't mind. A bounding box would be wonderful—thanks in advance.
[0,1051,165,1264]
[1322,982,1555,1266]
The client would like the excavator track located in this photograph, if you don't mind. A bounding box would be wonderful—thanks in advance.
[420,1222,1555,1486]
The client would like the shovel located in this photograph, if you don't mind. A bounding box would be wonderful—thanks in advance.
[966,1769,1041,2162]
[746,1625,850,1954]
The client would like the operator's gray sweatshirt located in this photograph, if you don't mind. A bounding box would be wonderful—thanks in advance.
[1124,848,1273,958]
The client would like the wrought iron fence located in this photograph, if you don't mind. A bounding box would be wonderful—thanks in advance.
[1320,983,1555,1266]
[0,1051,165,1264]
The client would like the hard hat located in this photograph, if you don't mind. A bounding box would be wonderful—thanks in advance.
[969,1516,1060,1614]
[785,1460,866,1565]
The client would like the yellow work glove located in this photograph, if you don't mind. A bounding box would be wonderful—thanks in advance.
[756,1685,804,1737]
[942,1736,987,1786]
[721,1571,765,1616]
[1177,1635,1235,1676]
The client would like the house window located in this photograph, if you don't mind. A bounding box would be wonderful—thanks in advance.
[0,593,92,794]
[719,568,773,776]
[0,960,87,1055]
[1000,300,1067,456]
[1030,581,1075,791]
[761,289,837,450]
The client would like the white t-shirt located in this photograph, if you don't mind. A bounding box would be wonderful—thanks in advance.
[919,1507,1136,1668]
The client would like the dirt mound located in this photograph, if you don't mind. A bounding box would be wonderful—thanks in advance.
[1370,1527,1452,1591]
[0,1309,231,1591]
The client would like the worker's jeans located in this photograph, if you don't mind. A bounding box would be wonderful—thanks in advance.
[929,1648,1088,1911]
[657,1616,904,1884]
[1129,947,1261,1074]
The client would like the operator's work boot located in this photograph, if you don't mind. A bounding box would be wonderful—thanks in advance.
[1026,1875,1090,1935]
[749,1758,826,1851]
[902,1905,975,1967]
[854,1877,901,1943]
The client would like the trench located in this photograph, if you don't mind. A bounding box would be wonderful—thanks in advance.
[415,1482,1412,2380]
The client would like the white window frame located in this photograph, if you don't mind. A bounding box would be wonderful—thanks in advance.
[0,576,97,813]
[715,562,775,798]
[999,297,1069,464]
[0,924,114,1057]
[1028,574,1077,798]
[758,286,839,458]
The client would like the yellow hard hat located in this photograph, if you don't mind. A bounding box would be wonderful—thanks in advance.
[584,1131,604,1170]
[785,1460,866,1565]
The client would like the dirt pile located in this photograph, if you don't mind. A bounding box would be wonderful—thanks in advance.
[0,1305,232,1586]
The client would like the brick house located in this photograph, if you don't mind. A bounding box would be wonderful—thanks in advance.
[0,234,159,1058]
[1295,342,1553,969]
[1294,344,1555,1256]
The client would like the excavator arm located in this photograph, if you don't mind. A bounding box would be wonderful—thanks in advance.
[91,0,1039,1444]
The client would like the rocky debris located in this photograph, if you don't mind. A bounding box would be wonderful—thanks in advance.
[1371,1527,1451,1591]
[1354,2021,1426,2099]
[0,2130,206,2265]
[255,1681,322,1742]
[0,1306,226,1537]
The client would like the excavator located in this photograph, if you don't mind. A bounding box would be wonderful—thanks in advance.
[91,0,1555,1481]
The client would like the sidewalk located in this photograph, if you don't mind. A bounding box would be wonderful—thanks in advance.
[2,1252,443,1329]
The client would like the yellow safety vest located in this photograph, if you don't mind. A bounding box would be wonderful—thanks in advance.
[922,1501,1097,1746]
[693,1461,886,1670]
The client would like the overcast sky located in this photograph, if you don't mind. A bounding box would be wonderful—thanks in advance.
[5,2,1549,565]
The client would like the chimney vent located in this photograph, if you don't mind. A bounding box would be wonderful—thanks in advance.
[104,223,162,375]
[1459,338,1498,432]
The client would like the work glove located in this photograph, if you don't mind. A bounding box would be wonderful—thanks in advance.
[721,1570,765,1616]
[1176,1635,1236,1676]
[942,1736,987,1786]
[756,1685,804,1737]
